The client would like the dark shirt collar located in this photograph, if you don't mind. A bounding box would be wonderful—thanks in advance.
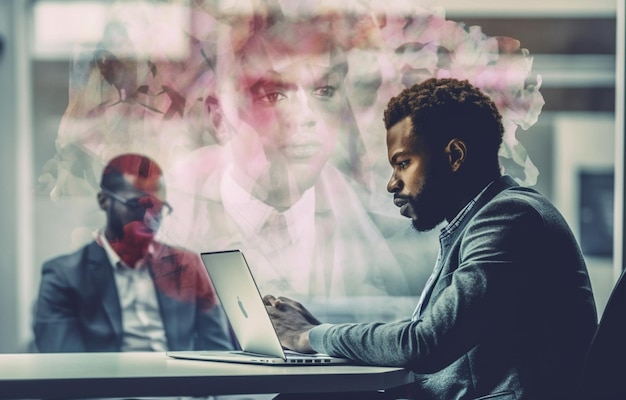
[440,179,496,240]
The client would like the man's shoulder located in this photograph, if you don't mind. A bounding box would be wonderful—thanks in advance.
[476,176,550,209]
[153,241,197,257]
[151,241,203,268]
[474,181,570,234]
[492,183,557,214]
[42,241,104,272]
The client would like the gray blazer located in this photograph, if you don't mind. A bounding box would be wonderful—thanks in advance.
[309,175,598,399]
[34,241,233,352]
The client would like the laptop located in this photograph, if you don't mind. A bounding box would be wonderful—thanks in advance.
[166,249,353,365]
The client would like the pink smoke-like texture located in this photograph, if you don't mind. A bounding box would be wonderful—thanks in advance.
[40,0,545,318]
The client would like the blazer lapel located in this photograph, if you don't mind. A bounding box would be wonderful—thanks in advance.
[86,242,123,341]
[147,245,182,350]
[418,176,519,316]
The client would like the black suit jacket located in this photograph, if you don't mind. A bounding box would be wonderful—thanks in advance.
[34,241,233,352]
[308,176,598,399]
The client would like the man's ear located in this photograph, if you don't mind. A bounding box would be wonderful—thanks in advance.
[97,191,109,211]
[445,138,467,172]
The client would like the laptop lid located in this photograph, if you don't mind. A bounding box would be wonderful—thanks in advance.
[167,249,352,365]
[201,249,286,359]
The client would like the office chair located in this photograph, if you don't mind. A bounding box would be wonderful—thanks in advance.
[579,268,626,399]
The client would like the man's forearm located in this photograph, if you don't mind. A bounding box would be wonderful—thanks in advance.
[308,321,416,366]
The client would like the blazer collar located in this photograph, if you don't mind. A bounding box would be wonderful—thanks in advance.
[440,175,518,246]
[474,175,519,210]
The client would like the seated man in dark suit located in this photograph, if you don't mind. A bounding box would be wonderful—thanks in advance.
[265,78,598,400]
[34,153,233,352]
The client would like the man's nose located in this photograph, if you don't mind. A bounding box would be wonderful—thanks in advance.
[293,89,316,128]
[387,173,402,193]
[143,208,162,231]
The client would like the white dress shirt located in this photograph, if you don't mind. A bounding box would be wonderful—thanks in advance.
[98,232,169,351]
[221,165,317,296]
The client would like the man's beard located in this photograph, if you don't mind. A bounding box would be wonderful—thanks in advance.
[109,216,155,267]
[408,167,451,232]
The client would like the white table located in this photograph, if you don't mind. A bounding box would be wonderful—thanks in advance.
[0,352,414,399]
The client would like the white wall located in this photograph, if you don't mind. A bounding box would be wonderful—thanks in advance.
[553,113,616,317]
[0,0,37,353]
[0,1,19,353]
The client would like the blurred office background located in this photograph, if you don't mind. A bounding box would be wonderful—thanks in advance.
[0,0,623,353]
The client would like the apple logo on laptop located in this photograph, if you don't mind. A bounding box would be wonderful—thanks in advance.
[237,296,249,318]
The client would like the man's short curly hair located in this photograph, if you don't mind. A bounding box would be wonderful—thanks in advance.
[383,78,504,170]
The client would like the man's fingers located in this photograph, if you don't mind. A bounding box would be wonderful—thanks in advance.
[262,294,277,305]
[264,295,288,311]
[266,295,291,308]
[277,296,301,309]
[276,296,321,324]
[265,305,277,317]
[266,295,321,326]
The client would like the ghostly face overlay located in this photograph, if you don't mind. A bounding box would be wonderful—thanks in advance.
[226,31,347,209]
[386,117,451,232]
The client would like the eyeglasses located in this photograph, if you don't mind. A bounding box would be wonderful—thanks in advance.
[100,186,173,216]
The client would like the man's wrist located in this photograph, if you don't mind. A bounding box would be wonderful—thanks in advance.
[306,323,333,354]
[298,328,314,353]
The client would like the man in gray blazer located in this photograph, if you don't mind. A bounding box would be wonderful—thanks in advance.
[265,78,598,399]
[34,153,233,353]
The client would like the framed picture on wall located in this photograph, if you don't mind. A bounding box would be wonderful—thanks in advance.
[579,169,614,258]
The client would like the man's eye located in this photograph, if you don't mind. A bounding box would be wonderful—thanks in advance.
[126,200,142,209]
[313,86,336,98]
[398,160,409,169]
[254,91,286,105]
